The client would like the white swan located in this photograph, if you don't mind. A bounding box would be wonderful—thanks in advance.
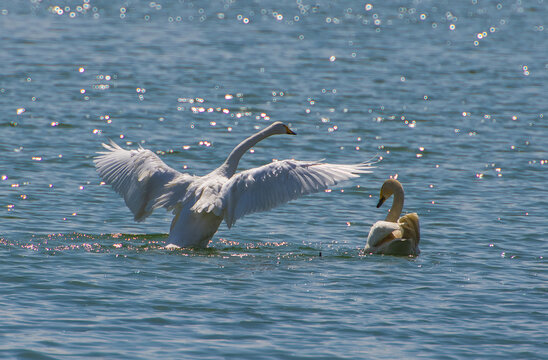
[95,122,375,248]
[364,179,420,256]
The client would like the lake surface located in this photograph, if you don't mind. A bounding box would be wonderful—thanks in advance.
[1,0,546,359]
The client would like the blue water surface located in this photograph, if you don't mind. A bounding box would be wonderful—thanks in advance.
[1,1,546,359]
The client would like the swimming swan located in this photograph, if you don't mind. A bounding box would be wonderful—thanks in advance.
[95,122,375,248]
[364,179,420,256]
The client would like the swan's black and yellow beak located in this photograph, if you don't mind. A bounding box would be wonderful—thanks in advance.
[377,196,386,208]
[285,126,297,135]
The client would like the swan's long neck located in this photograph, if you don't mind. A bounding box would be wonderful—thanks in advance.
[385,186,404,222]
[219,127,274,177]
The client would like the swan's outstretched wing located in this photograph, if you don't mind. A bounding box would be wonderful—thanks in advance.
[94,140,196,221]
[219,159,374,228]
[365,221,400,249]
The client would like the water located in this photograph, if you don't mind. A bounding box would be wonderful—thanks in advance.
[1,0,546,358]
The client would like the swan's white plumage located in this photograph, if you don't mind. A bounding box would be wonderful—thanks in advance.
[366,220,400,248]
[95,122,375,248]
[219,160,373,228]
[94,140,196,222]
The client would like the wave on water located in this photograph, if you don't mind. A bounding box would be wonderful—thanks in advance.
[0,232,385,261]
[0,232,171,254]
[0,232,328,256]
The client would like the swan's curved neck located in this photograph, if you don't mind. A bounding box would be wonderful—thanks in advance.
[219,127,273,177]
[385,186,404,222]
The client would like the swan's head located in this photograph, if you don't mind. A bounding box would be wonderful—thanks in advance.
[268,121,297,136]
[377,179,402,208]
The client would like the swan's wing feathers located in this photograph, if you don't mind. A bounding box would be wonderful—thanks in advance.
[94,140,194,221]
[220,159,374,228]
[366,221,400,249]
[398,213,420,244]
[153,173,201,213]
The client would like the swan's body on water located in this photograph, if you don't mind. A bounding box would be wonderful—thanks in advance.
[95,122,375,248]
[364,179,420,256]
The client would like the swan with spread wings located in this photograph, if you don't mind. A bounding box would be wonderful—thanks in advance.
[95,122,374,248]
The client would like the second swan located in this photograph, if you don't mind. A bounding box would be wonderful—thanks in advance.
[364,179,420,256]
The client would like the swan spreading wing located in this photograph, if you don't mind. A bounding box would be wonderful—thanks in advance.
[95,122,376,248]
[219,159,374,228]
[94,140,196,221]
